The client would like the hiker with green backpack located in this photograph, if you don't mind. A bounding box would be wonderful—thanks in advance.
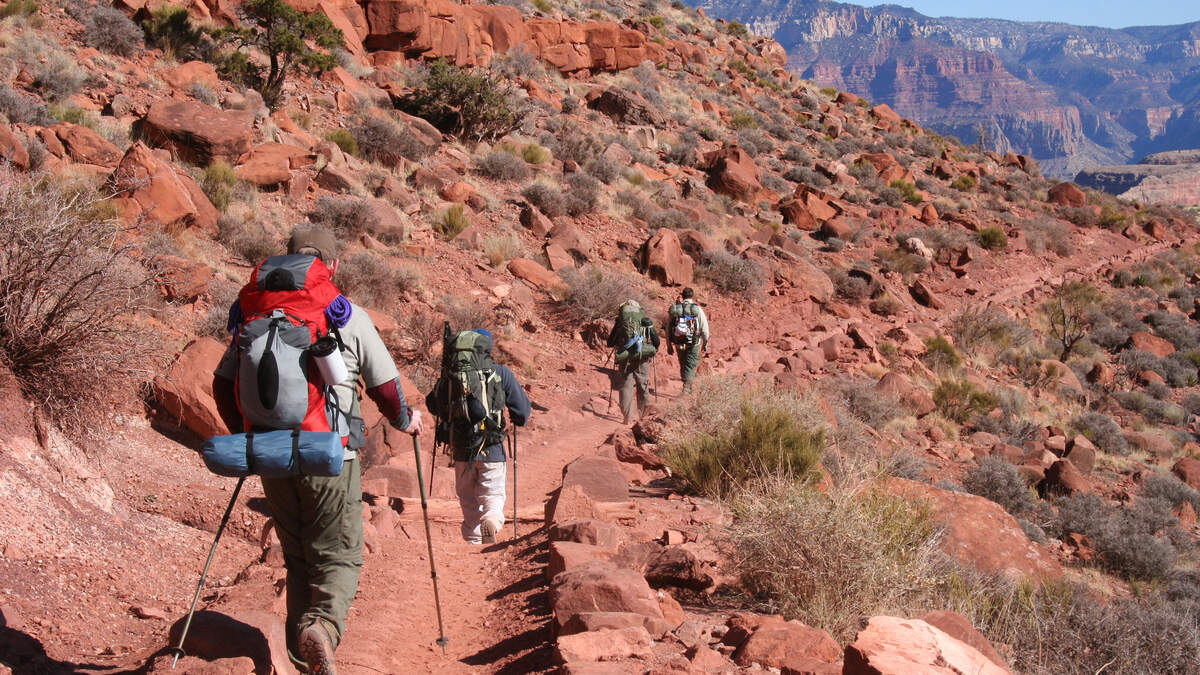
[210,226,424,675]
[426,328,530,545]
[667,287,710,392]
[607,299,661,424]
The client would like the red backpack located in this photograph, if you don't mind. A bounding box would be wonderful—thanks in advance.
[232,254,346,440]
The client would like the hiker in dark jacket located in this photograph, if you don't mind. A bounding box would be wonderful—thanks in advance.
[607,300,660,424]
[212,226,424,674]
[667,287,710,392]
[426,329,531,545]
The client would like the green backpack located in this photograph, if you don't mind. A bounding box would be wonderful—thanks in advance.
[436,331,507,456]
[614,300,657,364]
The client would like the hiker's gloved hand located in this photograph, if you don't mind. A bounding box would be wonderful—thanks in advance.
[667,343,674,355]
[401,409,425,436]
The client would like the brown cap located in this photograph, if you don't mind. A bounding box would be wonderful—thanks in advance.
[287,225,339,261]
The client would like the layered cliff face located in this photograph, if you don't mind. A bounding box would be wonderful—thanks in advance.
[691,0,1200,177]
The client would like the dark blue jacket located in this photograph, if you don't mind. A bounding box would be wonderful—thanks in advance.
[426,364,530,462]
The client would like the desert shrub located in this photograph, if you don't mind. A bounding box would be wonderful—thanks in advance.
[666,132,700,167]
[0,171,160,434]
[550,128,602,165]
[143,4,206,60]
[646,208,689,230]
[28,49,85,102]
[200,161,239,212]
[0,0,37,19]
[1098,204,1127,230]
[951,306,1032,355]
[521,182,567,218]
[950,174,977,192]
[784,165,829,187]
[1070,411,1129,455]
[696,250,765,299]
[922,336,961,371]
[564,172,601,216]
[0,84,51,126]
[1044,281,1101,362]
[1089,321,1130,351]
[482,233,520,266]
[1053,493,1178,580]
[875,248,930,276]
[877,187,904,207]
[397,58,517,142]
[1182,393,1200,416]
[324,128,359,157]
[477,150,530,181]
[976,226,1006,250]
[335,251,420,308]
[1147,310,1200,351]
[216,214,276,263]
[829,268,871,301]
[584,156,619,184]
[847,160,878,182]
[1118,349,1165,379]
[725,20,749,37]
[309,195,372,236]
[736,128,772,157]
[190,82,218,105]
[495,44,540,79]
[831,376,899,429]
[560,265,645,322]
[782,144,812,163]
[963,457,1035,516]
[727,478,942,641]
[933,378,995,423]
[1143,472,1200,513]
[432,204,470,240]
[664,404,824,498]
[1024,217,1073,256]
[83,5,143,56]
[889,179,922,206]
[352,115,430,165]
[215,0,343,108]
[729,110,757,129]
[521,142,549,164]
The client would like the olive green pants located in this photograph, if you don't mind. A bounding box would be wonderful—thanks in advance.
[261,457,363,666]
[676,344,702,389]
[618,359,652,424]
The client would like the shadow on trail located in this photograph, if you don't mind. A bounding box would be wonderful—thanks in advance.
[459,623,554,674]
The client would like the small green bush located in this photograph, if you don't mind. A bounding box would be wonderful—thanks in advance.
[83,6,144,57]
[200,161,238,212]
[977,226,1007,250]
[730,111,758,129]
[643,15,665,30]
[482,233,520,267]
[433,204,470,240]
[521,142,549,165]
[951,174,977,192]
[725,20,749,38]
[933,378,996,423]
[351,115,430,165]
[1099,205,1127,230]
[664,404,824,498]
[889,179,923,206]
[142,4,205,60]
[531,0,551,12]
[922,336,961,371]
[0,0,37,18]
[324,128,359,157]
[398,58,517,142]
[478,150,530,181]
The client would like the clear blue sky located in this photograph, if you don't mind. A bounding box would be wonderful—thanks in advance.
[875,1,1199,28]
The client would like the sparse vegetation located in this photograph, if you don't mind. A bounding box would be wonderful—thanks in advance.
[325,129,359,157]
[83,5,143,57]
[335,252,421,308]
[696,250,766,299]
[963,457,1035,516]
[977,226,1007,250]
[478,150,530,181]
[933,378,996,423]
[352,115,430,165]
[398,59,518,142]
[1044,281,1101,362]
[521,182,567,218]
[432,204,470,240]
[560,266,646,322]
[142,4,206,60]
[200,161,239,212]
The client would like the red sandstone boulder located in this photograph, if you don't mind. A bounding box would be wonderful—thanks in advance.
[918,610,1007,670]
[909,279,943,309]
[844,616,1009,675]
[55,123,122,167]
[555,625,652,664]
[888,479,1062,582]
[1173,457,1200,490]
[109,142,218,235]
[561,456,630,503]
[550,519,623,551]
[139,99,255,165]
[639,228,694,286]
[703,145,761,202]
[1129,331,1175,357]
[731,616,841,670]
[235,143,316,186]
[508,257,563,292]
[153,338,230,440]
[548,541,615,580]
[587,87,665,126]
[876,371,936,417]
[1047,182,1086,207]
[164,61,219,90]
[0,124,30,169]
[551,561,670,636]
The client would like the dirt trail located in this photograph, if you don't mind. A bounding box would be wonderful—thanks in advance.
[335,375,659,673]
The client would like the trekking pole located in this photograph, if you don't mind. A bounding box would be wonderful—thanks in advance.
[412,436,450,654]
[511,426,518,539]
[653,357,659,403]
[170,476,247,669]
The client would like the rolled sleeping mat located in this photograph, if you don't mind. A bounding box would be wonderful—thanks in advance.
[202,430,345,478]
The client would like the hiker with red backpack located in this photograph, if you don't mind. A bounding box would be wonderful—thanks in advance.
[210,226,423,675]
[667,287,709,392]
[426,328,530,545]
[608,299,660,424]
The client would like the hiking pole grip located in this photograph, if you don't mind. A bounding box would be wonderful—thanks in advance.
[171,475,247,669]
[412,436,450,654]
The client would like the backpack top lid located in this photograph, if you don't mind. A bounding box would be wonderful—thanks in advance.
[448,330,495,372]
[238,254,342,326]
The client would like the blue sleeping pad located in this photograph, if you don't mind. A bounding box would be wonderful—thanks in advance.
[201,430,345,478]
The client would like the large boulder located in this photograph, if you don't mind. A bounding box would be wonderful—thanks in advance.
[235,142,316,187]
[1173,457,1200,490]
[55,123,122,167]
[587,88,666,127]
[844,616,1009,675]
[888,479,1062,582]
[1038,459,1091,497]
[561,456,630,503]
[918,610,1007,670]
[0,124,29,170]
[729,616,841,670]
[703,145,761,202]
[1047,182,1086,207]
[139,99,255,165]
[1129,331,1175,358]
[153,338,230,440]
[109,142,218,235]
[550,561,670,637]
[556,625,653,664]
[639,228,693,286]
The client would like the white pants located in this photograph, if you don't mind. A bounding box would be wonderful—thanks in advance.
[454,460,507,544]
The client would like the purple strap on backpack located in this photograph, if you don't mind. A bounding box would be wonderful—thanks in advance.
[325,295,352,329]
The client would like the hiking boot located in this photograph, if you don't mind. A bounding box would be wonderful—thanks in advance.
[480,516,501,544]
[298,621,337,675]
